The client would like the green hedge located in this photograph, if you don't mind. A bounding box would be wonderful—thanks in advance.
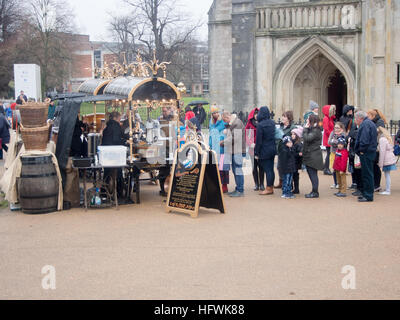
[79,97,211,128]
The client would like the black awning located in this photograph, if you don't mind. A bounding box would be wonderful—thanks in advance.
[70,94,125,103]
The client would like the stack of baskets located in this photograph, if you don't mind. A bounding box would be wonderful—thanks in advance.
[18,103,50,151]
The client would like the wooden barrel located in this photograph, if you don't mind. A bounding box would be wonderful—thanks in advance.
[18,155,59,214]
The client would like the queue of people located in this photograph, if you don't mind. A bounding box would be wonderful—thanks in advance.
[208,102,399,202]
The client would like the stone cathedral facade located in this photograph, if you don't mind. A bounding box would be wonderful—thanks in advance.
[208,0,400,121]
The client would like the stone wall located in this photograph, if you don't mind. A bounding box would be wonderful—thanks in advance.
[209,0,233,111]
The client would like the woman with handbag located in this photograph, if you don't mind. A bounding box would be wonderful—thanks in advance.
[209,105,229,193]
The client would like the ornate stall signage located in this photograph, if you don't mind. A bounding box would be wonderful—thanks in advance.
[166,142,225,218]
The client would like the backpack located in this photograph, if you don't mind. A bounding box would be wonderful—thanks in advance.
[394,144,400,156]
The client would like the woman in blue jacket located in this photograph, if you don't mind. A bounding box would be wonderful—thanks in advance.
[209,105,229,193]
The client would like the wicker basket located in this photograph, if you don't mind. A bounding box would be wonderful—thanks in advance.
[17,103,49,128]
[20,124,50,151]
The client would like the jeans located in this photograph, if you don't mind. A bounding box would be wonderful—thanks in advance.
[282,173,293,196]
[232,154,245,193]
[306,166,319,193]
[259,158,275,187]
[360,151,375,201]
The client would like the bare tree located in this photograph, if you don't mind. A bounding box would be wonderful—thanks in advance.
[15,0,76,95]
[109,0,201,80]
[108,14,141,63]
[0,0,23,42]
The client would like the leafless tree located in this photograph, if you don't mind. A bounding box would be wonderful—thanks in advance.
[109,0,202,79]
[15,0,76,95]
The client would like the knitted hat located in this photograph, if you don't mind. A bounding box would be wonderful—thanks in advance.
[291,126,304,139]
[210,104,219,114]
[310,100,319,111]
[282,136,292,145]
[337,137,347,146]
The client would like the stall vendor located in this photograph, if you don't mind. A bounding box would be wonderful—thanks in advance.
[102,111,125,146]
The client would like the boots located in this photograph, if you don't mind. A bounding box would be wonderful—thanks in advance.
[292,174,300,194]
[253,169,260,191]
[274,179,283,189]
[260,186,274,195]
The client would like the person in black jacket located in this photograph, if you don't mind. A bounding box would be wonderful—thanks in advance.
[254,106,276,195]
[193,104,207,129]
[291,127,303,194]
[280,136,296,199]
[0,105,11,160]
[102,112,125,146]
[340,105,357,189]
[355,111,378,202]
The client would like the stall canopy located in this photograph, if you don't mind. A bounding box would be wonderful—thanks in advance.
[78,78,111,96]
[103,76,180,101]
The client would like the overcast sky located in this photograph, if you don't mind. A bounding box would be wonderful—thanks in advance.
[68,0,214,42]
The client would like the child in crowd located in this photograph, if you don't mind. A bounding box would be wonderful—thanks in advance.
[328,122,347,189]
[378,127,397,195]
[280,136,296,199]
[333,137,349,197]
[291,127,303,194]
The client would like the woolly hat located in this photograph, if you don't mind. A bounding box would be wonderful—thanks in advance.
[309,100,319,111]
[210,104,219,114]
[282,136,292,145]
[337,137,347,146]
[291,126,304,139]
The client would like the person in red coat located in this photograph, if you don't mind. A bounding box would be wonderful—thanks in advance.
[333,137,349,197]
[322,104,336,175]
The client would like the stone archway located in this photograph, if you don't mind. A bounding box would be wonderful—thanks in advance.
[273,36,356,119]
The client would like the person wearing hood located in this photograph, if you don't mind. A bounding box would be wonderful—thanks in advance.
[245,107,265,191]
[275,111,296,189]
[367,109,387,192]
[193,104,207,129]
[209,105,230,193]
[322,104,336,175]
[304,100,320,123]
[221,111,246,197]
[254,106,277,195]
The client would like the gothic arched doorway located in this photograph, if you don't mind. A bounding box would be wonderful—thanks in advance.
[328,69,347,119]
[273,36,356,120]
[292,54,348,121]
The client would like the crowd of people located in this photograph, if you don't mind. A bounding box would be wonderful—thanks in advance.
[1,94,400,205]
[209,102,400,202]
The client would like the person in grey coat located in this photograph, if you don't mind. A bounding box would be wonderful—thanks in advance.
[221,111,246,197]
[302,114,324,198]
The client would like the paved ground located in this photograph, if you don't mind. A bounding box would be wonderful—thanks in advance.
[1,158,400,300]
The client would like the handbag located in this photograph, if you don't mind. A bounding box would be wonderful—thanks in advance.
[354,154,361,169]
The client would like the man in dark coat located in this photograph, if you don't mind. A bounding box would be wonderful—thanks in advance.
[354,111,378,202]
[16,91,28,105]
[102,112,125,146]
[255,106,276,195]
[193,104,207,128]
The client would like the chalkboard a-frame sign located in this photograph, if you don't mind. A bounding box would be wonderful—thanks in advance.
[166,141,226,218]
